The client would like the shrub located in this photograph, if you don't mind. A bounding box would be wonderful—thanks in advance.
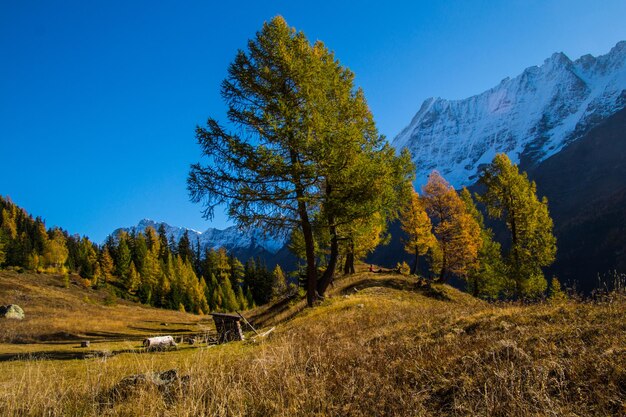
[396,261,411,276]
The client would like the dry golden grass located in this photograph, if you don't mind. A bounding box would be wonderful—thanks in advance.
[1,270,625,416]
[0,270,209,345]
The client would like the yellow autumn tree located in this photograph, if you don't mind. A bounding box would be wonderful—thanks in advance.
[341,212,387,275]
[99,247,115,285]
[43,229,68,271]
[400,187,436,275]
[422,171,482,282]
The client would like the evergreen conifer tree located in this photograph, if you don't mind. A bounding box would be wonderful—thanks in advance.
[272,264,288,298]
[99,247,115,285]
[127,261,141,293]
[236,285,247,310]
[208,273,220,311]
[115,232,132,280]
[157,224,171,262]
[229,255,245,288]
[245,286,255,309]
[478,154,556,298]
[188,16,413,306]
[177,230,194,264]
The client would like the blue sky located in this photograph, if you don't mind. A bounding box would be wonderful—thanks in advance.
[1,0,625,242]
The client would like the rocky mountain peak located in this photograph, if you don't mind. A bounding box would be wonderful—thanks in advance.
[392,41,626,188]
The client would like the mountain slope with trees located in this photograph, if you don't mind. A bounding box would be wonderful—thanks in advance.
[0,196,283,314]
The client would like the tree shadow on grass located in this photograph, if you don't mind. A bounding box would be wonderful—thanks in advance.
[126,326,195,334]
[141,319,210,326]
[34,331,141,342]
[339,277,451,301]
[248,294,304,329]
[0,348,135,362]
[248,276,453,328]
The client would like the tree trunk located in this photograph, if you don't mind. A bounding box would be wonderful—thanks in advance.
[439,256,447,282]
[472,276,479,297]
[289,149,318,307]
[510,206,521,299]
[316,181,338,297]
[317,223,338,296]
[412,245,419,275]
[299,206,317,307]
[343,253,352,274]
[343,239,355,275]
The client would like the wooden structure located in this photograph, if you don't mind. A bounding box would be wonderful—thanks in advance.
[210,313,245,343]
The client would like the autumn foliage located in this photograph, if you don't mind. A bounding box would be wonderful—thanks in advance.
[399,155,556,300]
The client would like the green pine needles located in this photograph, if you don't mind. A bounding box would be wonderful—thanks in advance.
[188,16,414,306]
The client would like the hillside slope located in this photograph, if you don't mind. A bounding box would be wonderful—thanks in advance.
[1,271,624,416]
[0,270,207,344]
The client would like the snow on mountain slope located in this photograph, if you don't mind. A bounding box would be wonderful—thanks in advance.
[393,41,626,187]
[111,219,286,254]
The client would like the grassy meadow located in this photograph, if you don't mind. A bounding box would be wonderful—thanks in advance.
[0,268,625,416]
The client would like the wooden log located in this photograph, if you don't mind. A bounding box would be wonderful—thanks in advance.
[143,336,176,349]
[251,327,275,342]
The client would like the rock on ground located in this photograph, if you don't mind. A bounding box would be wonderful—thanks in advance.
[0,304,25,320]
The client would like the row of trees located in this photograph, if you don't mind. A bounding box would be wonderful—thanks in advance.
[1,196,72,272]
[401,154,557,299]
[0,195,287,313]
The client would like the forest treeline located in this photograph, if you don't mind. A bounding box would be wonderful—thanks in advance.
[0,196,288,314]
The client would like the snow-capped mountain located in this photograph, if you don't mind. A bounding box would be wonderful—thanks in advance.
[393,41,626,187]
[111,219,287,255]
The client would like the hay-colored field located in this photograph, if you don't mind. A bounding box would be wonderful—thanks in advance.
[0,271,211,358]
[0,269,625,416]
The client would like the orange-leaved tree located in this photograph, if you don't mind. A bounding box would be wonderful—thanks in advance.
[421,171,482,282]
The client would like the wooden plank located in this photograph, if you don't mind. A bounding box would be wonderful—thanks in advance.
[209,312,241,320]
[236,311,260,336]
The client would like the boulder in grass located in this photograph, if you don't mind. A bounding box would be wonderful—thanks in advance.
[100,369,190,406]
[0,305,25,320]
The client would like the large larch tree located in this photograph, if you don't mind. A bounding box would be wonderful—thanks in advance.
[188,16,413,306]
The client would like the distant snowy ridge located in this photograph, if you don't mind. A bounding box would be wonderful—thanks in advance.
[111,219,287,254]
[393,41,626,187]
